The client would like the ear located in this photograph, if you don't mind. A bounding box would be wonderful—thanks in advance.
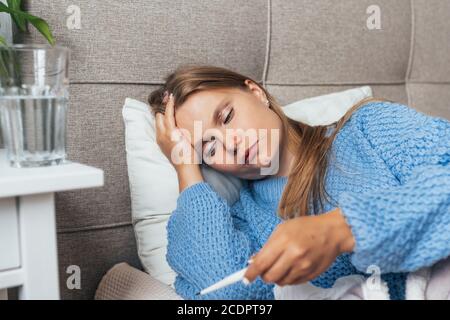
[244,79,267,104]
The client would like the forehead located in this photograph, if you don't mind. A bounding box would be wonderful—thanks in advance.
[175,87,237,131]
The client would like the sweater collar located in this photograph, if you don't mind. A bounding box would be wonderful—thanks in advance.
[249,175,289,206]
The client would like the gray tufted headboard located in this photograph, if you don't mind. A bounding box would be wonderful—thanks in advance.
[2,0,449,299]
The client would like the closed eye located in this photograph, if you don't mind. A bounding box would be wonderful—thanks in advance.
[223,107,234,125]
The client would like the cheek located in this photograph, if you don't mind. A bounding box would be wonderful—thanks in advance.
[266,117,283,146]
[203,146,241,171]
[232,105,277,134]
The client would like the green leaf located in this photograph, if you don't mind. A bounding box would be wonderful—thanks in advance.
[0,44,22,86]
[24,14,55,45]
[0,35,7,46]
[7,0,27,32]
[0,3,55,45]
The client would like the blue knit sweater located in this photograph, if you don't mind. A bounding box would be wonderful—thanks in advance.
[166,101,450,300]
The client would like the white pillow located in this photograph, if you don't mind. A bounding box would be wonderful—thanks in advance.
[122,86,373,287]
[123,99,244,287]
[282,86,373,126]
[123,99,179,286]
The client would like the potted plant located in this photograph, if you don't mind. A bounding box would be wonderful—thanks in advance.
[0,0,55,86]
[0,1,71,168]
[0,0,55,45]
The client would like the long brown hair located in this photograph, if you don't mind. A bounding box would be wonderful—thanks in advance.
[148,64,392,219]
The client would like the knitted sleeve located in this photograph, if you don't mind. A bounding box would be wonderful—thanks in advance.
[166,181,274,300]
[338,101,450,274]
[233,188,283,249]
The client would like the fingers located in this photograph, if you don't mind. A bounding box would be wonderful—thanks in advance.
[155,112,164,134]
[164,93,176,129]
[279,259,326,286]
[288,269,321,286]
[278,270,304,286]
[155,91,175,140]
[277,261,312,286]
[244,236,284,283]
[162,90,169,105]
[258,251,293,284]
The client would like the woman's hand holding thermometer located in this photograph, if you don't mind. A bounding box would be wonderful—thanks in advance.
[243,208,355,286]
[196,208,355,295]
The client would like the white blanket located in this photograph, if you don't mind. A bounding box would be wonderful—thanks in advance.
[274,255,450,300]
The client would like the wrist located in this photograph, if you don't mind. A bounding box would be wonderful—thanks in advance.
[327,208,355,254]
[175,163,200,173]
[175,164,203,192]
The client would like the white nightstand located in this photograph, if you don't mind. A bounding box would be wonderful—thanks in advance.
[0,149,104,299]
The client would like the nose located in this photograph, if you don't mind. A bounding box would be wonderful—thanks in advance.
[223,131,242,156]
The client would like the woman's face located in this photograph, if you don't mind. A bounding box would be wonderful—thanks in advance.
[174,80,283,179]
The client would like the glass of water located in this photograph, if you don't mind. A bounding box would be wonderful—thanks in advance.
[0,44,70,168]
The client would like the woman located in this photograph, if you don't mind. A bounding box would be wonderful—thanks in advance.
[148,65,450,300]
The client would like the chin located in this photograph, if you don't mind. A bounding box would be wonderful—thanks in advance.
[211,156,275,179]
[237,167,273,180]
